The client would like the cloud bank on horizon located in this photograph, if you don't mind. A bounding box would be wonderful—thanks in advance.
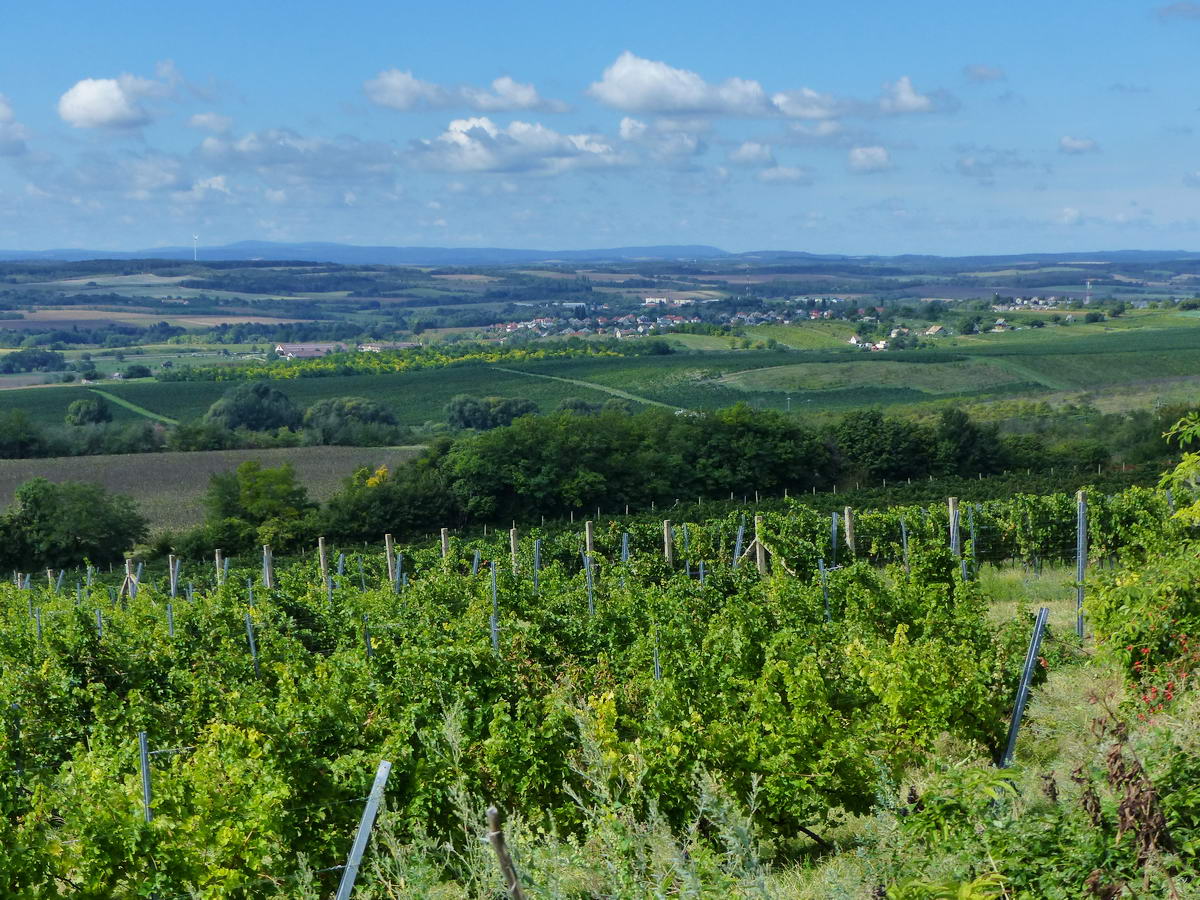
[0,0,1198,254]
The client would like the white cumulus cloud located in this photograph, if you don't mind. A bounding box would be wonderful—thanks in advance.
[57,67,178,130]
[588,51,771,115]
[188,112,233,134]
[412,117,626,174]
[1056,206,1083,225]
[618,117,648,141]
[588,53,954,123]
[728,141,775,166]
[1059,135,1099,154]
[879,76,934,114]
[616,116,706,163]
[771,87,842,120]
[201,129,400,186]
[365,70,566,112]
[364,70,450,109]
[848,145,891,172]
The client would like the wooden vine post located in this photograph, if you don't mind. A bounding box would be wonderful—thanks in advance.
[214,549,224,586]
[584,520,594,557]
[384,533,396,583]
[662,520,674,567]
[262,545,274,590]
[843,507,856,557]
[486,805,526,899]
[754,514,767,575]
[440,527,450,560]
[318,537,329,585]
[510,527,519,574]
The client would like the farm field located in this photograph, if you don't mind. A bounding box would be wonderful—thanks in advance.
[719,357,1023,395]
[4,311,1200,426]
[0,367,623,427]
[0,308,315,328]
[0,444,424,530]
[743,321,856,348]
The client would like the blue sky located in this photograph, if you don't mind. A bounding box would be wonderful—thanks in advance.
[1,0,1198,254]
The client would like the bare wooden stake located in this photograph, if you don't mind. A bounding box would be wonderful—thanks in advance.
[662,520,674,567]
[215,549,224,586]
[510,527,519,574]
[440,527,450,559]
[318,537,329,585]
[754,515,767,575]
[262,545,274,590]
[585,520,594,557]
[486,805,526,900]
[843,507,856,557]
[384,534,396,583]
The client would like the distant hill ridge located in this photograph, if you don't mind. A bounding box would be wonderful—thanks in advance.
[0,240,1198,267]
[0,241,731,266]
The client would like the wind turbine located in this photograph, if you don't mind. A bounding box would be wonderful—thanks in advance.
[192,234,199,262]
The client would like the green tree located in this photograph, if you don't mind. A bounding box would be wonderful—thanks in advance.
[303,396,397,444]
[198,461,314,552]
[556,397,602,415]
[204,461,312,524]
[0,411,48,458]
[203,381,301,431]
[834,409,934,481]
[445,395,537,430]
[0,478,147,569]
[932,408,1003,477]
[65,396,113,426]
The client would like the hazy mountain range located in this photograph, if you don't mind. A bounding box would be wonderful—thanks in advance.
[1,240,1199,268]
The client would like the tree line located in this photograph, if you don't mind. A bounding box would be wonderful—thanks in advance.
[159,402,1163,559]
[0,399,1180,569]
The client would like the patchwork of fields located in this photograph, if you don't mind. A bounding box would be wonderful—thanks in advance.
[3,315,1200,427]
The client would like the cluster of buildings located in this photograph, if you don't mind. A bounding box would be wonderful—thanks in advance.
[991,296,1068,312]
[495,312,706,338]
[273,341,419,359]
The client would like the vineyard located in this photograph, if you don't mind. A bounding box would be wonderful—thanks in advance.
[1,486,1197,897]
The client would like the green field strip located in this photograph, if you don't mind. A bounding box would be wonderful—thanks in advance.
[491,366,680,410]
[88,389,179,425]
[981,357,1077,391]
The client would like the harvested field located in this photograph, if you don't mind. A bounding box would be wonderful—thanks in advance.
[0,445,424,531]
